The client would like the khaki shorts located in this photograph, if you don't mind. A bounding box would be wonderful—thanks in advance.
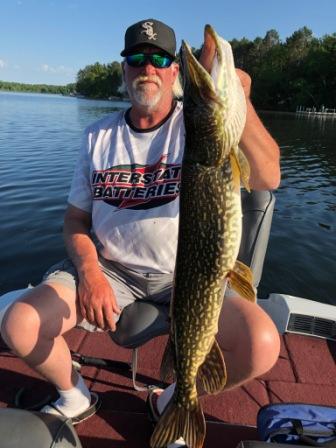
[42,257,174,332]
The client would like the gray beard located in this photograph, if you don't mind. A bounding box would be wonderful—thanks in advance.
[128,77,163,109]
[130,90,162,108]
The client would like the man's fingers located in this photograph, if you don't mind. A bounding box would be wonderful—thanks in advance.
[79,304,87,321]
[113,302,121,315]
[86,307,95,324]
[78,281,119,330]
[199,28,216,73]
[94,308,106,330]
[103,305,116,331]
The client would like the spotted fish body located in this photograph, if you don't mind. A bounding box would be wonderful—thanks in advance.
[150,25,255,448]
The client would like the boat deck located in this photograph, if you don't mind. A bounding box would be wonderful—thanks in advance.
[0,329,335,448]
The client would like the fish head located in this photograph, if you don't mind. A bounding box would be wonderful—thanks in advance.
[181,25,247,165]
[180,32,222,129]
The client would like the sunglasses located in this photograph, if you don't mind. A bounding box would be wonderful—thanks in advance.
[126,53,174,69]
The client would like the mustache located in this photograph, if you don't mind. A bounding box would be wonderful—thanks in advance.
[132,75,162,89]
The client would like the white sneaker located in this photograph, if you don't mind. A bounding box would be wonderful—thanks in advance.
[147,389,188,447]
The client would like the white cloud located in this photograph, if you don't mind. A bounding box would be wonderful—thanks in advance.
[0,59,8,69]
[41,64,51,72]
[40,64,74,75]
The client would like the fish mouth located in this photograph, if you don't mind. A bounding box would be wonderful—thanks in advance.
[181,24,222,105]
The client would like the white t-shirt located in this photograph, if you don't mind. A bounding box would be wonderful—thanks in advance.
[68,101,185,274]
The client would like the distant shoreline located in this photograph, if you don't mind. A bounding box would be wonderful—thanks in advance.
[0,87,128,102]
[1,88,331,115]
[0,91,322,114]
[0,80,75,96]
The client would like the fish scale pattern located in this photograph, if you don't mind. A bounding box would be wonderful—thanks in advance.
[172,158,242,408]
[150,25,249,448]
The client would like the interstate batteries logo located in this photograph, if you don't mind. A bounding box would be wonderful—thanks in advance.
[91,156,181,210]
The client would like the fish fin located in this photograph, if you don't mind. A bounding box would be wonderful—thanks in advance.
[229,151,242,191]
[150,394,205,448]
[198,338,227,394]
[160,337,175,382]
[228,260,256,302]
[231,146,251,192]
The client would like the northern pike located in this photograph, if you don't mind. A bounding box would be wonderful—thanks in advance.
[150,25,256,448]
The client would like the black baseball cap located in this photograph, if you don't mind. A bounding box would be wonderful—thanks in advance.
[120,19,176,58]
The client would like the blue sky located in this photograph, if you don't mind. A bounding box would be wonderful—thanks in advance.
[0,0,335,85]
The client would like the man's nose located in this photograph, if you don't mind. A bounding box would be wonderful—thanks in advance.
[142,61,156,75]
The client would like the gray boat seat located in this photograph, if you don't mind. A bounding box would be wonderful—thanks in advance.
[0,408,82,448]
[110,190,275,389]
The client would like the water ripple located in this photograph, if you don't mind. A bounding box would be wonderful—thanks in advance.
[0,94,335,304]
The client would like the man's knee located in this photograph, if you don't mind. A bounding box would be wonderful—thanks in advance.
[1,300,40,351]
[1,283,76,353]
[249,318,280,376]
[218,296,280,378]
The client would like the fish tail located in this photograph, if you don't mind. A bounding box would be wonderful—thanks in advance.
[198,338,227,394]
[150,394,205,448]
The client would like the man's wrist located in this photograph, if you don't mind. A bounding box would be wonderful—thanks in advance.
[76,260,101,279]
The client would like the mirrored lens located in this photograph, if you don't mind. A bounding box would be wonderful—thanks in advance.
[151,54,172,68]
[126,54,146,67]
[126,53,173,68]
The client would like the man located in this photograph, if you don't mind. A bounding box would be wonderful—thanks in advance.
[1,18,280,443]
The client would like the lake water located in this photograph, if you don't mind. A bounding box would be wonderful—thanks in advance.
[0,92,335,304]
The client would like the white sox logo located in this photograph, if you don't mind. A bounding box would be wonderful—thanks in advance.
[141,21,157,40]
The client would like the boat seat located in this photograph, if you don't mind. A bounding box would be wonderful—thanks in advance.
[109,190,275,390]
[0,408,82,448]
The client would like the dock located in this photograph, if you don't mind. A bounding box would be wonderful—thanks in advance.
[296,105,336,118]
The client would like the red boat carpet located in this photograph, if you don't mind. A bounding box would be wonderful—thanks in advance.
[0,330,335,448]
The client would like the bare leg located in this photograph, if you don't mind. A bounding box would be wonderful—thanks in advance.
[157,295,280,410]
[216,295,280,389]
[1,282,80,390]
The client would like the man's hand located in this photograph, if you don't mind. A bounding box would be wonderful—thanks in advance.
[198,28,252,101]
[64,204,121,331]
[78,267,121,331]
[199,27,216,73]
[236,68,252,99]
[195,27,280,190]
[199,31,216,73]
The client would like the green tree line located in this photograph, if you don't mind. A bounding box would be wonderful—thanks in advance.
[76,27,335,111]
[0,80,75,95]
[76,61,122,99]
[1,27,335,111]
[231,27,336,111]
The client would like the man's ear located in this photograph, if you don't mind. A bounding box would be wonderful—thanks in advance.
[172,62,179,80]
